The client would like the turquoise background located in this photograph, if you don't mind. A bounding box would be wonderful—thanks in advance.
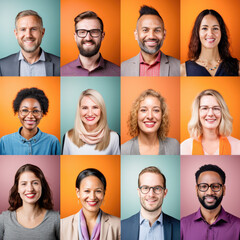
[61,77,120,145]
[0,0,60,58]
[121,155,180,220]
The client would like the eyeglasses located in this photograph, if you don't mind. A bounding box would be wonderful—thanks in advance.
[139,185,165,194]
[199,106,221,115]
[19,109,42,117]
[75,29,102,38]
[197,183,223,192]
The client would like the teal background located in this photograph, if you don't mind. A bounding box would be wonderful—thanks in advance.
[121,155,180,220]
[61,77,120,145]
[0,0,60,58]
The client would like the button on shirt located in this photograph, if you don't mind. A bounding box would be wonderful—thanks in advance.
[19,50,46,76]
[139,212,164,240]
[181,207,240,240]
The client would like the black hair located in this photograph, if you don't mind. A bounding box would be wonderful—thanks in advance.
[195,164,226,184]
[75,168,107,191]
[13,87,49,115]
[138,5,163,24]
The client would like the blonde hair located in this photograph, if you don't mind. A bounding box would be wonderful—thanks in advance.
[188,89,233,139]
[68,89,110,151]
[128,89,169,140]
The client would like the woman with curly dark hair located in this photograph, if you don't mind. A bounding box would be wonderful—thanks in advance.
[0,164,59,239]
[121,89,179,155]
[181,9,239,76]
[0,87,60,155]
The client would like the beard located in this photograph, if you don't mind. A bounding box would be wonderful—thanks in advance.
[198,193,223,210]
[138,38,163,55]
[77,39,101,57]
[18,37,41,53]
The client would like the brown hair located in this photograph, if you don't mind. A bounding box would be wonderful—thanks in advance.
[15,10,43,28]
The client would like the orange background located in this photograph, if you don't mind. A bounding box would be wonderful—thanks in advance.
[121,77,180,144]
[60,155,120,218]
[61,0,120,66]
[0,77,60,141]
[181,77,240,142]
[181,0,240,63]
[121,0,180,62]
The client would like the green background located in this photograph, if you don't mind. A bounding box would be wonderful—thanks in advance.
[60,77,120,146]
[121,155,180,220]
[0,0,60,58]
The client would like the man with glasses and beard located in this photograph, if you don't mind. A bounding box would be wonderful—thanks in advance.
[121,166,180,240]
[121,5,179,77]
[181,164,240,240]
[61,11,120,76]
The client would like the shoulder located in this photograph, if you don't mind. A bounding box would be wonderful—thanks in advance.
[180,62,186,76]
[45,210,60,223]
[164,137,179,146]
[61,212,78,225]
[103,59,120,71]
[121,138,136,155]
[44,52,60,62]
[102,212,120,226]
[227,136,240,155]
[41,132,59,142]
[224,210,240,224]
[181,138,193,155]
[61,59,79,70]
[110,131,119,140]
[163,213,180,225]
[0,132,18,143]
[121,212,139,226]
[181,212,196,225]
[0,53,18,63]
[163,137,180,155]
[121,54,139,65]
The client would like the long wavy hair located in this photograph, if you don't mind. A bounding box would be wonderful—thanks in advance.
[188,9,238,75]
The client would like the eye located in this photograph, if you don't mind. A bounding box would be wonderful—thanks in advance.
[213,27,220,31]
[82,106,88,110]
[201,27,208,30]
[142,28,149,33]
[33,110,40,114]
[21,109,29,113]
[33,181,39,185]
[93,106,99,109]
[96,190,103,193]
[153,109,160,113]
[139,108,147,112]
[84,190,90,193]
[155,29,161,33]
[142,186,149,190]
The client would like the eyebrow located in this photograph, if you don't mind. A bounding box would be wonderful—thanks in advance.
[201,24,220,27]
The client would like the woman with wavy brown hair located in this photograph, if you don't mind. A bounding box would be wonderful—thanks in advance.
[0,164,59,239]
[181,9,239,76]
[121,89,179,155]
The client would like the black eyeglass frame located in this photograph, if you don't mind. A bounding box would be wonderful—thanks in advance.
[139,185,166,194]
[75,29,102,38]
[197,183,223,192]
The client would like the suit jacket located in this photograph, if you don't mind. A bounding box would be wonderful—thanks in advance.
[0,51,60,76]
[61,211,120,240]
[121,212,180,240]
[121,52,180,76]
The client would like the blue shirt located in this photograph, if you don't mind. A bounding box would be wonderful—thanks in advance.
[0,127,60,155]
[139,212,164,240]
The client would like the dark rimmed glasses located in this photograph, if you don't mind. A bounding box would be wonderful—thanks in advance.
[75,29,102,38]
[197,183,223,192]
[139,185,165,194]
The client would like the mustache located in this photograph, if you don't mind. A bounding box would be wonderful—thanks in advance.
[203,195,217,200]
[82,40,95,44]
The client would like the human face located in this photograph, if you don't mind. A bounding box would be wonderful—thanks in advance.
[199,14,221,49]
[76,176,105,214]
[14,16,45,54]
[199,95,221,132]
[196,171,225,210]
[134,15,166,55]
[74,18,104,57]
[138,172,167,213]
[18,98,43,132]
[80,96,101,131]
[138,96,162,136]
[18,171,42,205]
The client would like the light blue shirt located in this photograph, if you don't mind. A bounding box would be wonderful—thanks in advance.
[139,212,164,240]
[0,127,60,155]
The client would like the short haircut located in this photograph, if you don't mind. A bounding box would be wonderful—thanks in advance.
[188,89,232,139]
[15,10,43,28]
[138,166,166,189]
[76,168,107,192]
[74,11,104,31]
[195,164,226,185]
[128,89,169,140]
[13,87,49,115]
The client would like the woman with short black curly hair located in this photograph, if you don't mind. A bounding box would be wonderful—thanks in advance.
[0,87,60,155]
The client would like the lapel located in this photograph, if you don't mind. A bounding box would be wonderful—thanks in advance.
[131,54,140,76]
[130,212,140,240]
[13,53,20,76]
[100,211,109,240]
[163,213,172,240]
[73,212,79,240]
[160,52,170,76]
[44,52,53,76]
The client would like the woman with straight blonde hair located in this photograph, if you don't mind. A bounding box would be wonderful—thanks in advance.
[62,89,120,155]
[181,89,240,155]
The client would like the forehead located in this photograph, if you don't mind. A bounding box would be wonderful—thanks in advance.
[201,14,220,26]
[79,176,104,189]
[76,18,101,30]
[200,95,219,106]
[80,96,98,106]
[16,15,41,27]
[198,171,223,184]
[19,171,39,181]
[20,98,41,107]
[140,96,161,107]
[139,172,164,186]
[137,15,164,29]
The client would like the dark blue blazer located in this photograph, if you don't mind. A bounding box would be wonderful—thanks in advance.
[121,212,180,240]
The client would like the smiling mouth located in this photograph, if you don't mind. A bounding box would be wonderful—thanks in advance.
[25,193,36,199]
[144,121,156,128]
[146,198,157,204]
[86,117,95,121]
[205,119,216,123]
[87,201,98,206]
[206,38,215,43]
[204,196,217,204]
[25,120,36,125]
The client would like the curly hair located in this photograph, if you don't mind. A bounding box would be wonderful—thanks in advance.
[128,89,169,140]
[8,164,53,211]
[188,9,238,75]
[13,87,49,115]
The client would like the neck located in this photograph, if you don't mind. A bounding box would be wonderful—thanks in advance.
[20,127,38,140]
[84,124,97,133]
[17,204,42,219]
[138,131,159,145]
[200,205,221,225]
[79,53,100,71]
[141,51,159,65]
[198,47,220,63]
[21,48,41,64]
[82,208,99,221]
[202,128,219,141]
[141,207,162,226]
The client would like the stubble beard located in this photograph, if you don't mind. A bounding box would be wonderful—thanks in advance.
[138,39,163,55]
[140,197,162,213]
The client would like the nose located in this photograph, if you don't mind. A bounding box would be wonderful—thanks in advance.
[207,28,213,36]
[206,186,214,195]
[85,31,92,40]
[27,111,35,118]
[90,191,96,199]
[147,110,153,119]
[148,187,155,196]
[148,29,155,39]
[87,108,93,116]
[27,183,33,191]
[25,29,32,37]
[207,107,214,116]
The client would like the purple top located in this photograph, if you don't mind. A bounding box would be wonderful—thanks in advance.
[181,207,240,240]
[61,54,120,76]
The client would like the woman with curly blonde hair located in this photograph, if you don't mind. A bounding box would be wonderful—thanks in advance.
[121,89,179,155]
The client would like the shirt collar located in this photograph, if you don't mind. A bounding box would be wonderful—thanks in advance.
[139,211,163,226]
[77,53,105,69]
[18,49,46,62]
[17,127,42,143]
[139,51,161,64]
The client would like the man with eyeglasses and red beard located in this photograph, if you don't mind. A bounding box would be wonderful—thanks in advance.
[181,164,240,240]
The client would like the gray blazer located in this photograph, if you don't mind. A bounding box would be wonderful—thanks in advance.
[0,51,60,76]
[121,52,180,76]
[121,137,180,155]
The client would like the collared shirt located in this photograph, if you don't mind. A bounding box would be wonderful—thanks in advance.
[139,212,164,240]
[139,51,161,76]
[19,50,46,76]
[61,54,120,76]
[181,207,240,240]
[0,127,60,155]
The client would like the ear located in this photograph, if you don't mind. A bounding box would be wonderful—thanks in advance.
[101,31,105,40]
[74,32,78,43]
[134,29,138,41]
[163,29,166,40]
[137,188,141,198]
[163,188,168,198]
[223,185,226,196]
[76,188,80,199]
[41,28,45,37]
[14,29,18,39]
[195,185,198,195]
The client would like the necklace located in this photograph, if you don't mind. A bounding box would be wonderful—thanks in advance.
[197,59,221,71]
